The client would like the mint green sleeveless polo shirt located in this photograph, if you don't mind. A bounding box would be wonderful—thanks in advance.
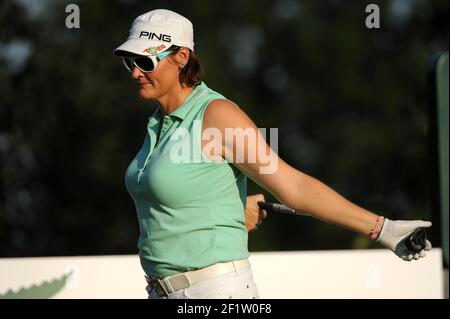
[125,82,249,277]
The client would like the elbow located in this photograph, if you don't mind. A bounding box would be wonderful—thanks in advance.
[274,170,307,211]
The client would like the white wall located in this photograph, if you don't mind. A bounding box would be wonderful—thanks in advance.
[0,249,444,299]
[249,249,444,298]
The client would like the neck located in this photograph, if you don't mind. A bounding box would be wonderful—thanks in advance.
[158,82,194,115]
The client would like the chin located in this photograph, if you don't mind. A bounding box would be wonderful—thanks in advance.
[139,87,158,100]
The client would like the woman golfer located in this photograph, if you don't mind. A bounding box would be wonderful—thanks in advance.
[114,9,432,299]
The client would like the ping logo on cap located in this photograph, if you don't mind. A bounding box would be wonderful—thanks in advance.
[139,31,172,43]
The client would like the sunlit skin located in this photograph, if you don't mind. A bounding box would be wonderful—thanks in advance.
[245,194,268,232]
[131,47,193,115]
[128,47,431,259]
[128,46,380,237]
[129,47,268,232]
[129,47,379,236]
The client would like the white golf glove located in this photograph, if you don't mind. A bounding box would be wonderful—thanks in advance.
[377,218,432,261]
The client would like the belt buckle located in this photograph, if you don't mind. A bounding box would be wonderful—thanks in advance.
[145,276,169,298]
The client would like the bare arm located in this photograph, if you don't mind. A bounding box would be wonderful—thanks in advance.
[203,99,378,236]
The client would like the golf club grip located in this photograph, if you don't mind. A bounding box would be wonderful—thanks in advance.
[405,227,428,253]
[257,201,308,216]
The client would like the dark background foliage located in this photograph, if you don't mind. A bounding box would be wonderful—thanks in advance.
[0,0,448,257]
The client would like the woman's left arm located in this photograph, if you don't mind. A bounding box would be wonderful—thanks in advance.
[204,99,378,235]
[203,99,432,260]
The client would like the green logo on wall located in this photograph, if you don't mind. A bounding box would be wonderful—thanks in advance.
[0,272,72,299]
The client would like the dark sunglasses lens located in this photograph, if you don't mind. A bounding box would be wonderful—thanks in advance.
[134,57,155,72]
[122,57,133,72]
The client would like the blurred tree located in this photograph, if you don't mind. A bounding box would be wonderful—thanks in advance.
[0,0,448,257]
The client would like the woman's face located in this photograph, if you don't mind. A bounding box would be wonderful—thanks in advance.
[131,48,189,100]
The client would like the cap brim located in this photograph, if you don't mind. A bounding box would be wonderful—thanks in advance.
[113,39,170,57]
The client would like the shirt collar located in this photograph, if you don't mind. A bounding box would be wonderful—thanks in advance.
[148,82,207,121]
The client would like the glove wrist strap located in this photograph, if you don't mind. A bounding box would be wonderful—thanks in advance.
[370,216,385,240]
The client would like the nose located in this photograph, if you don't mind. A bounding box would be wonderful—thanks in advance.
[131,66,144,81]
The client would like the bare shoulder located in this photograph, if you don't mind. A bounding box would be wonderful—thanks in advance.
[203,99,254,129]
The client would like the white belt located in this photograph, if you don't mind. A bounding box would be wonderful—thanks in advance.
[146,259,250,297]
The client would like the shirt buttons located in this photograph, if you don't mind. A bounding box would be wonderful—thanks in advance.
[161,117,172,135]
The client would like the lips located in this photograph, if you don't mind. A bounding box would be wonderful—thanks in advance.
[138,82,152,88]
[138,80,154,86]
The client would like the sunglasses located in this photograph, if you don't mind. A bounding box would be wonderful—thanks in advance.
[121,46,180,73]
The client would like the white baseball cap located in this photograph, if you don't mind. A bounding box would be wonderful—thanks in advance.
[114,9,194,57]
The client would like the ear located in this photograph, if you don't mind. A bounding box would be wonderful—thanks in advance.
[174,47,190,69]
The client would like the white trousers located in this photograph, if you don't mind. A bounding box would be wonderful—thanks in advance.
[147,265,260,299]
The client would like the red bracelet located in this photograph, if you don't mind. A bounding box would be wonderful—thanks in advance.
[369,216,385,240]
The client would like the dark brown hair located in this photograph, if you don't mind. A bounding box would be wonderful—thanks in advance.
[170,46,203,87]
